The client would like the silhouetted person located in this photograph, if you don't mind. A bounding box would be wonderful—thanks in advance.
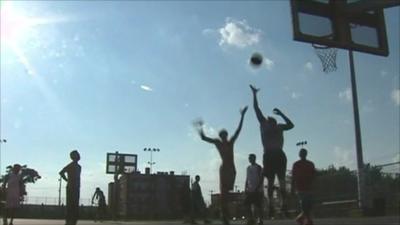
[59,150,81,225]
[245,154,264,225]
[2,164,24,225]
[292,149,316,225]
[197,106,248,225]
[91,187,106,222]
[250,84,294,218]
[190,175,210,224]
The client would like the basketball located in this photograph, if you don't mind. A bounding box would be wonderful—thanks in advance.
[250,52,263,67]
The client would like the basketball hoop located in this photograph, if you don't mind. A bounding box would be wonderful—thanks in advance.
[312,44,338,73]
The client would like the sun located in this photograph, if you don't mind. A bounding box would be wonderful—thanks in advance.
[1,2,61,76]
[0,2,34,46]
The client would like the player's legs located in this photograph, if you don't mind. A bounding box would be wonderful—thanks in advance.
[264,152,276,218]
[220,166,235,225]
[255,192,264,225]
[276,150,288,214]
[244,193,255,225]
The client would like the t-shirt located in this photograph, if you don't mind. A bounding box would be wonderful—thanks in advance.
[61,162,81,189]
[292,159,315,192]
[246,163,263,192]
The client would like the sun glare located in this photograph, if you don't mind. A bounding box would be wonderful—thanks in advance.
[0,2,34,45]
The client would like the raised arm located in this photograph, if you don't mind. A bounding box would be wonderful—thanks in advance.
[274,108,294,130]
[199,128,218,144]
[250,85,266,123]
[230,106,248,143]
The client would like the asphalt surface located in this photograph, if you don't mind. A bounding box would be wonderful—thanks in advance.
[4,217,399,225]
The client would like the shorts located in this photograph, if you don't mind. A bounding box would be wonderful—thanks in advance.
[263,149,287,179]
[220,164,236,192]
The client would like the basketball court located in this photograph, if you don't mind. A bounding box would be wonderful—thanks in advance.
[6,216,400,225]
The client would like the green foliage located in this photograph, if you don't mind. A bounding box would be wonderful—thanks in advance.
[0,164,41,184]
[312,164,400,203]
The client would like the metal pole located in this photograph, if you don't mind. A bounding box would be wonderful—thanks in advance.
[58,177,62,206]
[150,150,153,174]
[0,139,6,174]
[348,50,366,210]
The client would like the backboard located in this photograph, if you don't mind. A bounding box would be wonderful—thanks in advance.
[290,0,399,56]
[106,152,137,174]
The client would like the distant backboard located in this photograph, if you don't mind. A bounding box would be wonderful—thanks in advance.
[290,0,399,56]
[106,152,137,174]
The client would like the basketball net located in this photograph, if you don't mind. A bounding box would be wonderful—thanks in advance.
[312,44,338,73]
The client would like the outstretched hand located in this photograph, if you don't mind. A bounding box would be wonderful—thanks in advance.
[240,106,248,115]
[249,85,259,94]
[273,108,282,115]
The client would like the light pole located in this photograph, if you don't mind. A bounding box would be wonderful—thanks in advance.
[296,140,307,148]
[143,148,160,174]
[58,177,62,206]
[0,139,7,174]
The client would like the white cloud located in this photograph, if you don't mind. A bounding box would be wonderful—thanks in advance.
[202,28,216,37]
[391,89,400,106]
[333,146,355,169]
[140,85,153,92]
[339,88,352,102]
[218,18,261,48]
[304,62,313,71]
[263,57,274,70]
[291,92,301,99]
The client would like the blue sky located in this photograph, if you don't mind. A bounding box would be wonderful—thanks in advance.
[1,1,399,204]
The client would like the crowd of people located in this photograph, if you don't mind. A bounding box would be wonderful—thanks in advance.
[196,85,316,225]
[1,85,316,225]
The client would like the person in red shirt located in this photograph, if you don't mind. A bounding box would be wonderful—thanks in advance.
[291,148,316,225]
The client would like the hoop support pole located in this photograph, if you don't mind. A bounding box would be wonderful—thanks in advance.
[348,50,366,211]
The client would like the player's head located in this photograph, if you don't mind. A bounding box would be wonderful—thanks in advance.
[12,164,22,173]
[219,129,228,140]
[195,175,200,182]
[96,187,100,191]
[299,148,308,159]
[70,150,80,162]
[248,154,256,164]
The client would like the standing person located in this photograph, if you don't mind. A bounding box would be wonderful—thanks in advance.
[2,164,24,225]
[197,106,248,225]
[190,175,210,224]
[244,154,264,225]
[59,150,81,225]
[292,149,316,225]
[249,84,294,218]
[91,187,107,222]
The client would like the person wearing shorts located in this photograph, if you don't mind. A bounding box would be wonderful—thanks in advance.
[198,106,248,225]
[292,148,316,225]
[244,154,264,225]
[250,85,294,217]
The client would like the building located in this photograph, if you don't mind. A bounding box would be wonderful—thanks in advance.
[115,169,190,219]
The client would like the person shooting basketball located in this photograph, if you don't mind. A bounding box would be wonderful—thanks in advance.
[196,106,248,225]
[250,84,294,218]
